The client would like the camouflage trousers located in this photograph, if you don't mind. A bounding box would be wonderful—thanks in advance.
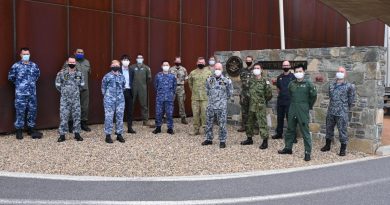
[239,93,250,127]
[155,100,174,129]
[325,113,349,144]
[80,89,89,121]
[59,97,81,135]
[14,94,37,129]
[191,100,208,132]
[246,105,269,139]
[173,85,186,118]
[205,107,227,142]
[104,98,125,135]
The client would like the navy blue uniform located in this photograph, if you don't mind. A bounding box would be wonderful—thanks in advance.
[154,72,177,129]
[275,72,295,136]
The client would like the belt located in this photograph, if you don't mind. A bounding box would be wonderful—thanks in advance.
[177,84,184,86]
[124,88,131,90]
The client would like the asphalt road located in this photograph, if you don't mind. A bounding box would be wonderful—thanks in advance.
[0,156,389,205]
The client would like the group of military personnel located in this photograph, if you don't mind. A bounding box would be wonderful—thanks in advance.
[8,48,355,161]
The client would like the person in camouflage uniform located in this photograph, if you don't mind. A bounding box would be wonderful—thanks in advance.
[240,64,272,149]
[169,56,188,124]
[8,47,42,139]
[152,60,177,135]
[321,67,355,156]
[278,64,317,161]
[188,57,213,135]
[101,60,126,143]
[237,55,254,132]
[201,63,233,148]
[55,56,84,142]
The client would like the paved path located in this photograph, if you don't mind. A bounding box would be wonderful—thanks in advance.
[0,156,389,205]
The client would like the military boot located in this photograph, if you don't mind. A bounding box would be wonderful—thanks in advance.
[321,139,332,152]
[201,140,213,146]
[57,135,65,142]
[81,121,91,132]
[240,137,253,145]
[181,117,188,125]
[219,142,226,148]
[278,148,293,154]
[16,129,23,140]
[68,121,73,133]
[127,127,136,134]
[74,133,83,141]
[116,134,125,143]
[339,144,347,156]
[167,128,174,135]
[190,129,200,136]
[105,135,113,143]
[271,134,283,139]
[27,127,42,139]
[259,139,268,149]
[152,126,161,134]
[304,153,311,161]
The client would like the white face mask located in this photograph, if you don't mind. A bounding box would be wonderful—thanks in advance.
[214,70,222,76]
[121,60,130,67]
[336,72,345,79]
[136,59,144,64]
[209,60,215,66]
[162,66,170,72]
[253,68,261,76]
[294,72,304,79]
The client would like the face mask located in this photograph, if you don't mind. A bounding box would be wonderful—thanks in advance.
[253,69,261,76]
[75,54,84,60]
[283,67,290,72]
[214,70,222,77]
[121,60,130,67]
[136,59,144,64]
[22,54,30,61]
[111,66,120,72]
[294,72,304,79]
[68,64,76,69]
[336,72,345,79]
[175,63,181,67]
[162,66,170,72]
[197,64,205,69]
[209,60,215,66]
[246,62,252,67]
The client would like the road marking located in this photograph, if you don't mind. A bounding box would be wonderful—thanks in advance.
[0,176,389,204]
[0,156,384,181]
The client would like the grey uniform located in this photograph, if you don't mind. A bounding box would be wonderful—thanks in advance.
[169,65,188,118]
[204,75,233,143]
[326,81,355,144]
[55,69,85,135]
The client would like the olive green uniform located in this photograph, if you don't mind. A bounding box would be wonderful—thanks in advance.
[284,79,317,154]
[130,63,152,121]
[188,67,212,133]
[246,76,272,139]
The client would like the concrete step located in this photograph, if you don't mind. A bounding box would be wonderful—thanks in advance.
[376,145,390,156]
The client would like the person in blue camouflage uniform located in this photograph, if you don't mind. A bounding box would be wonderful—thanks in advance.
[201,63,233,148]
[55,56,84,142]
[8,47,42,140]
[152,60,177,135]
[102,60,126,143]
[321,67,355,156]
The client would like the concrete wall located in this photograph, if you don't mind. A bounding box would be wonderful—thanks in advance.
[215,46,386,154]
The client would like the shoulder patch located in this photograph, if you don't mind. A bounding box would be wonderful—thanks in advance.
[266,80,270,85]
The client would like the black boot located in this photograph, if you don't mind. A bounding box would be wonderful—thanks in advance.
[259,139,268,149]
[293,137,298,144]
[201,140,213,146]
[167,128,174,135]
[304,153,311,161]
[127,126,136,134]
[16,129,23,140]
[240,137,253,145]
[28,127,42,139]
[68,121,73,133]
[116,134,125,143]
[152,126,161,134]
[278,148,293,154]
[74,133,83,141]
[220,142,226,148]
[339,144,347,156]
[272,134,282,139]
[81,121,91,132]
[57,135,65,142]
[181,117,188,125]
[105,135,113,143]
[321,139,332,152]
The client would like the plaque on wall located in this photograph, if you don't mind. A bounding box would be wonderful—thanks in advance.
[256,61,308,70]
[226,56,243,77]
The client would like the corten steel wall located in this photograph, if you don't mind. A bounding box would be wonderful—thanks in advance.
[0,0,385,133]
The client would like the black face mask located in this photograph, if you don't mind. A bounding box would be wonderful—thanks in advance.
[246,62,252,67]
[111,66,120,72]
[283,68,290,72]
[68,64,76,68]
[175,63,181,67]
[197,64,205,69]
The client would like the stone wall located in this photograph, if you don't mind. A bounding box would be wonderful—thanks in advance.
[215,46,386,154]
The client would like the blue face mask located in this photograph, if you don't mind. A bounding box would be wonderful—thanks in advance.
[76,53,84,60]
[22,54,30,61]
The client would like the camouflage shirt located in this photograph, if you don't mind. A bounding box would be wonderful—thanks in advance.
[328,80,355,116]
[62,59,90,90]
[55,69,85,98]
[206,75,233,110]
[8,61,40,96]
[169,65,188,85]
[248,76,272,112]
[188,68,212,101]
[239,65,254,96]
[101,72,126,100]
[154,72,177,101]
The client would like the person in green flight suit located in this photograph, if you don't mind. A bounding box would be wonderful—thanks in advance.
[278,64,317,161]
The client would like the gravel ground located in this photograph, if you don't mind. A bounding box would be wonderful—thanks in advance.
[0,118,369,177]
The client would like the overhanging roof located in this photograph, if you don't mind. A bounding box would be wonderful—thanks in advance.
[319,0,390,25]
